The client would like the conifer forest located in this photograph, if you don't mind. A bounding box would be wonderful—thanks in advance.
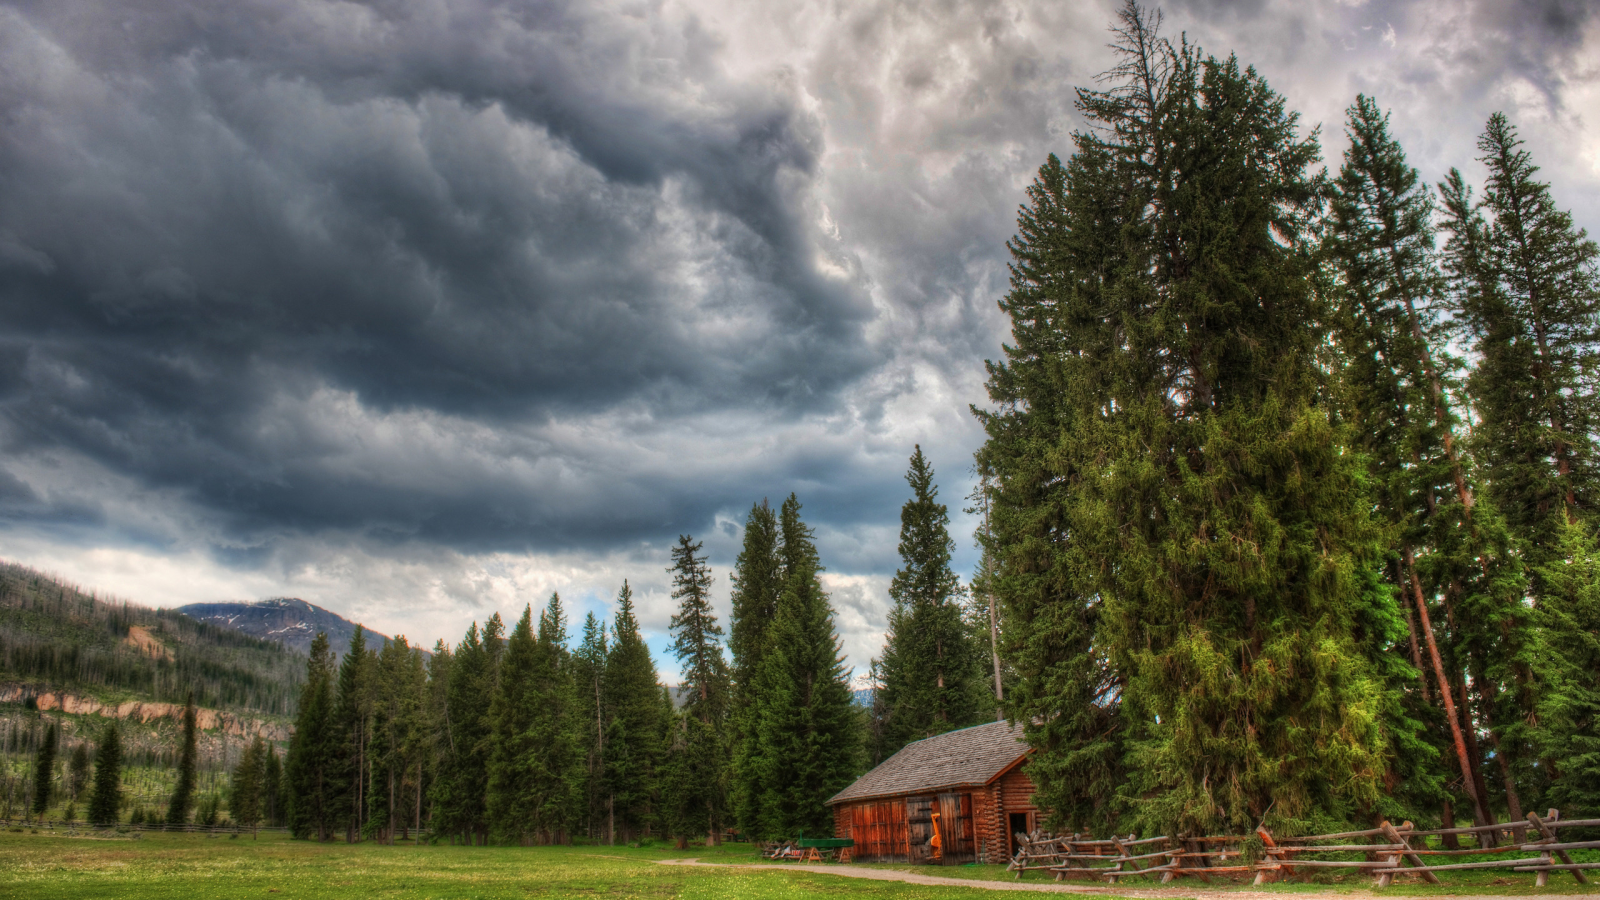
[2,0,1599,851]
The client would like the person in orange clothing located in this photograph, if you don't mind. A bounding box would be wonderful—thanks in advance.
[929,808,943,861]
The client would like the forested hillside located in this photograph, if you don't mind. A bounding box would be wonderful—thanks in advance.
[0,562,303,717]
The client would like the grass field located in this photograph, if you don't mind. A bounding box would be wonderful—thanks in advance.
[2,829,1597,899]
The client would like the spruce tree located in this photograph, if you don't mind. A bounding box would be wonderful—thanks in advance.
[979,2,1399,834]
[86,722,122,826]
[1449,113,1600,543]
[286,632,339,840]
[602,581,666,843]
[167,693,198,825]
[876,446,984,759]
[573,612,608,839]
[1326,95,1533,824]
[488,597,582,844]
[753,494,860,839]
[68,742,90,800]
[666,535,732,844]
[263,746,284,827]
[431,614,502,844]
[728,500,784,836]
[1531,519,1600,813]
[975,146,1125,832]
[368,635,427,843]
[230,735,266,835]
[1441,113,1600,813]
[332,627,375,841]
[30,722,56,820]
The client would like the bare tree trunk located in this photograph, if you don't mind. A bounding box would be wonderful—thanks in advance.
[1405,547,1491,828]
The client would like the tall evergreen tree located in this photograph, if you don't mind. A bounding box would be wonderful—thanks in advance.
[1441,112,1600,813]
[1531,519,1600,814]
[86,722,122,826]
[488,597,582,844]
[30,722,56,820]
[263,746,284,828]
[167,693,199,825]
[752,494,860,839]
[287,632,339,840]
[68,741,90,800]
[572,612,608,839]
[978,2,1401,834]
[431,614,502,845]
[666,535,732,844]
[1326,94,1531,825]
[728,500,783,837]
[332,627,375,841]
[368,635,427,843]
[1446,113,1600,543]
[602,581,666,843]
[876,447,985,759]
[230,735,267,835]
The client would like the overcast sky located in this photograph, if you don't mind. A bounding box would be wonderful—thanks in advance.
[1,0,1596,683]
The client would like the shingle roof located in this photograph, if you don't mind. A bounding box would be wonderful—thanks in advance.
[827,720,1030,805]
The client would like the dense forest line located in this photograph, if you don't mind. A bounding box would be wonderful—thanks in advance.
[0,562,305,716]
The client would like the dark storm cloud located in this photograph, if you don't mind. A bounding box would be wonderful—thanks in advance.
[0,0,885,550]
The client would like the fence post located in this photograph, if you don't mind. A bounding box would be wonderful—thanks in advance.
[1380,820,1439,885]
[1528,810,1588,886]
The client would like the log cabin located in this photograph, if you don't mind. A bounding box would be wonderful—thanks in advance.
[828,720,1039,864]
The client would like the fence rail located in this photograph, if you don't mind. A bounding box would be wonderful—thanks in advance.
[1007,809,1599,887]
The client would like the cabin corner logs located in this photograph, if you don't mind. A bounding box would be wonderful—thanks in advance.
[826,721,1040,864]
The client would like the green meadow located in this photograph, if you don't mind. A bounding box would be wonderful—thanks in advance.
[3,830,1599,900]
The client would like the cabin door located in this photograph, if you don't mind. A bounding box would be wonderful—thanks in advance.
[936,792,974,862]
[905,796,934,863]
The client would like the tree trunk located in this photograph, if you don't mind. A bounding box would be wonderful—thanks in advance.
[1405,547,1491,828]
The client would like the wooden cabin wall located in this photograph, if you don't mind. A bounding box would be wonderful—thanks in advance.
[838,798,910,861]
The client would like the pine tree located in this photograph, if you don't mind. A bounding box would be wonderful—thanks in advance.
[368,635,427,844]
[728,500,783,836]
[431,614,502,844]
[753,494,860,839]
[975,146,1125,832]
[86,722,122,826]
[876,447,985,759]
[332,627,376,841]
[167,693,199,825]
[1441,112,1600,813]
[979,2,1400,834]
[666,535,732,844]
[287,632,339,840]
[1325,94,1533,825]
[68,742,90,800]
[488,597,582,845]
[30,722,56,820]
[1449,113,1600,543]
[230,735,266,835]
[572,612,608,839]
[1531,519,1600,813]
[602,581,666,843]
[263,746,284,828]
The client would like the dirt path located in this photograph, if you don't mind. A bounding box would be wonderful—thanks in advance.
[657,859,1556,900]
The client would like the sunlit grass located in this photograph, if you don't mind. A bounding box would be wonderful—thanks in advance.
[2,829,1595,898]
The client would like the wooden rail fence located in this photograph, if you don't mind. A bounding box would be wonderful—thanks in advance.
[1008,809,1599,886]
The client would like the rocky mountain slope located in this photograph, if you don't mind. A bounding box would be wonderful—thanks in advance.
[176,597,404,657]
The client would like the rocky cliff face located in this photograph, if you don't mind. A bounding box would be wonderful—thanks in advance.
[0,684,290,741]
[176,597,399,656]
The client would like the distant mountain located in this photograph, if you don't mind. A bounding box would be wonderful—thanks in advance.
[177,597,404,657]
